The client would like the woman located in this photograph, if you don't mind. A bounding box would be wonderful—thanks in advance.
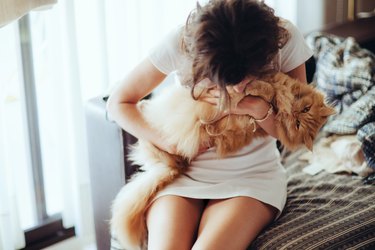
[107,0,313,249]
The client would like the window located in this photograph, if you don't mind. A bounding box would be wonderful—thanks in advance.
[0,12,77,250]
[0,21,36,231]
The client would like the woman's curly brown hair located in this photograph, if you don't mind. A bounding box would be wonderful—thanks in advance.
[182,0,289,87]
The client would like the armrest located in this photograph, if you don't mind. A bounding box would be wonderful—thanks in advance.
[85,96,136,250]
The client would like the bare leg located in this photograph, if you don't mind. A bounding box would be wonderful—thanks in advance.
[192,196,277,250]
[146,195,205,250]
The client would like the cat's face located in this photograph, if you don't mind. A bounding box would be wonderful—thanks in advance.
[277,84,336,151]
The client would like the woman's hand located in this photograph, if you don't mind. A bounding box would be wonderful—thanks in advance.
[201,87,278,138]
[202,88,271,119]
[234,95,271,119]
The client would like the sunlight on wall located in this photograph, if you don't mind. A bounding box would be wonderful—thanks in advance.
[265,0,298,25]
[104,0,201,91]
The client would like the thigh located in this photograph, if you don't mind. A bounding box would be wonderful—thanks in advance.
[192,196,277,250]
[146,195,205,250]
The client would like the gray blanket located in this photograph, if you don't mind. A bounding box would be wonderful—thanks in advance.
[306,32,375,169]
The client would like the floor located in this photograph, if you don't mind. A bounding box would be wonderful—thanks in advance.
[43,236,96,250]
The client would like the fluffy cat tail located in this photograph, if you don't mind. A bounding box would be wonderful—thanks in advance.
[110,160,184,250]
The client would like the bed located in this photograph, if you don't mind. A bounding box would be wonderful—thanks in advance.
[85,16,375,250]
[249,150,375,249]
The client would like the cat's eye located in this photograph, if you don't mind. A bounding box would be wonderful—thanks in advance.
[302,106,311,113]
[296,120,300,129]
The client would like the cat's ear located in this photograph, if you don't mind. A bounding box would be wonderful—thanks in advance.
[304,135,314,151]
[320,106,336,117]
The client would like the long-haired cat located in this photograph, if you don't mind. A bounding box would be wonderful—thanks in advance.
[110,72,335,250]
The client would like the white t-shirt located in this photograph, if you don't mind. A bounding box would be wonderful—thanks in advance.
[149,19,313,78]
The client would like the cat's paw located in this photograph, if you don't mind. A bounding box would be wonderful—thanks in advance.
[245,80,274,102]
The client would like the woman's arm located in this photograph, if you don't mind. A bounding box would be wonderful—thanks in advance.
[236,95,278,138]
[286,63,307,83]
[106,58,178,154]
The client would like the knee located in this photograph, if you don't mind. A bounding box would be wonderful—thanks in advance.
[146,196,204,250]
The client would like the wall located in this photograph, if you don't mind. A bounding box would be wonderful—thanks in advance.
[295,0,375,34]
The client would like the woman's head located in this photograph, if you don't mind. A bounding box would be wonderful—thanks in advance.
[183,0,289,89]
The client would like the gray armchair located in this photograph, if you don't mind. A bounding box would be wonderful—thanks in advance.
[85,97,137,250]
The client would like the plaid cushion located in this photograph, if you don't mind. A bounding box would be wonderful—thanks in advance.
[357,122,375,169]
[305,32,375,112]
[323,86,375,134]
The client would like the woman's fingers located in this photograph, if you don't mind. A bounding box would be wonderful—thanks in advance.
[200,88,220,105]
[208,88,220,97]
[200,96,218,105]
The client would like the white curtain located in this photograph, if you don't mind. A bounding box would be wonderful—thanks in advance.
[0,98,26,250]
[0,1,57,250]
